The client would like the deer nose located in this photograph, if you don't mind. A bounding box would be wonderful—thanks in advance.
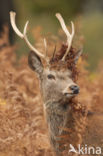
[69,85,80,94]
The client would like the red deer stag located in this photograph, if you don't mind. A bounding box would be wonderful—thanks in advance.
[10,11,85,156]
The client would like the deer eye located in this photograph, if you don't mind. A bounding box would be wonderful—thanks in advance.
[47,74,55,80]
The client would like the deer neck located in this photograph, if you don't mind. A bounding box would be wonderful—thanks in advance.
[43,99,71,115]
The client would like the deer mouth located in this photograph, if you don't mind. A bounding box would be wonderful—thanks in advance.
[64,90,79,97]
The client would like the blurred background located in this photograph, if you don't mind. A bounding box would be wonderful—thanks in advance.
[0,0,103,71]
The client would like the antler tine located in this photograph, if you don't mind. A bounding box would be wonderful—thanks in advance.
[10,11,45,59]
[44,38,47,56]
[10,11,23,38]
[56,13,75,61]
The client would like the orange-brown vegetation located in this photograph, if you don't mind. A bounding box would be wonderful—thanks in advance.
[0,27,103,156]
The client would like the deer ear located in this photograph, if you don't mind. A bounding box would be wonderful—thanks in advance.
[28,51,43,75]
[74,49,83,64]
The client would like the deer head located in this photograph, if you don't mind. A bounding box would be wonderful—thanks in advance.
[10,11,81,104]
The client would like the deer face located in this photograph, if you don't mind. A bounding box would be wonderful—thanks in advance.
[28,51,80,103]
[41,68,79,103]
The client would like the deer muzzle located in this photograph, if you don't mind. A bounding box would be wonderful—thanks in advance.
[63,84,80,96]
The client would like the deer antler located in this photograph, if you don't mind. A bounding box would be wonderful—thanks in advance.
[56,13,75,61]
[10,11,46,59]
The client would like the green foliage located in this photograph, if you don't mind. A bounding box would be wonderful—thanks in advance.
[82,12,103,70]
